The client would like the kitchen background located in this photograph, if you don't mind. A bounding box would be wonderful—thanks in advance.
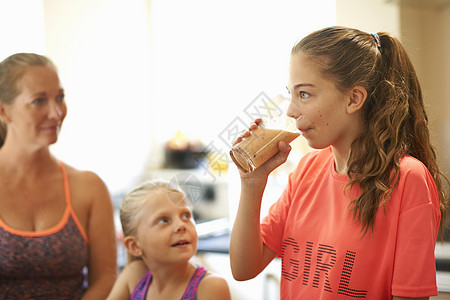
[1,0,449,298]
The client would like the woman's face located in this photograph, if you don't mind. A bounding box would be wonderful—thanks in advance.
[134,189,198,267]
[286,52,356,151]
[1,65,66,148]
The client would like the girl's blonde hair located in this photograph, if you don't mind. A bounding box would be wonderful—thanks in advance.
[120,179,188,262]
[293,26,449,237]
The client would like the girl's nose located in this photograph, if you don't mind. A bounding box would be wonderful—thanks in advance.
[287,100,301,120]
[174,221,187,233]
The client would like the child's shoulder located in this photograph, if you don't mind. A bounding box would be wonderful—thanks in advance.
[121,260,149,288]
[398,154,436,186]
[197,271,231,300]
[106,260,148,300]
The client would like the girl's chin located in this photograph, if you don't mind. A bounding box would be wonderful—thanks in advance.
[306,140,329,150]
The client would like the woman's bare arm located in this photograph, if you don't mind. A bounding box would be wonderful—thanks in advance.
[81,172,117,300]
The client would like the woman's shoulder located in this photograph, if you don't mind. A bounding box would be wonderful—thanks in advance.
[61,162,109,196]
[62,162,105,184]
[60,161,111,214]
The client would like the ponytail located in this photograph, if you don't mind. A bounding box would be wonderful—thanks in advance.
[376,32,448,238]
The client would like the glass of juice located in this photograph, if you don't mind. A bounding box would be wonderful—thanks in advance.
[229,101,300,174]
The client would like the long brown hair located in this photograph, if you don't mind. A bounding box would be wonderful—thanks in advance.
[292,26,449,236]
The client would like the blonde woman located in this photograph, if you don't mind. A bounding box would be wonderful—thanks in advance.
[0,53,117,299]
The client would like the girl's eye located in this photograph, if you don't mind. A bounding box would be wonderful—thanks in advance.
[156,218,169,225]
[57,94,65,102]
[182,212,191,220]
[299,91,310,99]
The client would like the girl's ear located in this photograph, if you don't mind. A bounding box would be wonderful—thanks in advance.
[347,86,367,114]
[123,236,143,257]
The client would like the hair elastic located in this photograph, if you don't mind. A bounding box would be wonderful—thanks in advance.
[371,33,381,49]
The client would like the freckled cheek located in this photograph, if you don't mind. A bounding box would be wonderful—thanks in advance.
[316,109,333,127]
[315,110,328,127]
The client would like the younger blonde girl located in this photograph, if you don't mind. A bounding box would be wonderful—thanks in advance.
[107,180,230,300]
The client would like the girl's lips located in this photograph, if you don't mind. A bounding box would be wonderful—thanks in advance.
[299,128,311,135]
[171,240,190,247]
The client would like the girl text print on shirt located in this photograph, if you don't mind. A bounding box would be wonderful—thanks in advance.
[281,238,368,298]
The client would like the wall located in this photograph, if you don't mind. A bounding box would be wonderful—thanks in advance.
[146,0,337,170]
[42,0,337,195]
[0,1,46,59]
[336,0,400,34]
[43,0,154,194]
[399,0,450,180]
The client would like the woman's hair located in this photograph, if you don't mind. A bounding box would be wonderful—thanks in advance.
[0,53,57,147]
[292,26,449,236]
[120,179,188,262]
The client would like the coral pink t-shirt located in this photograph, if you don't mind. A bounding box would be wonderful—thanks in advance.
[261,147,440,299]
